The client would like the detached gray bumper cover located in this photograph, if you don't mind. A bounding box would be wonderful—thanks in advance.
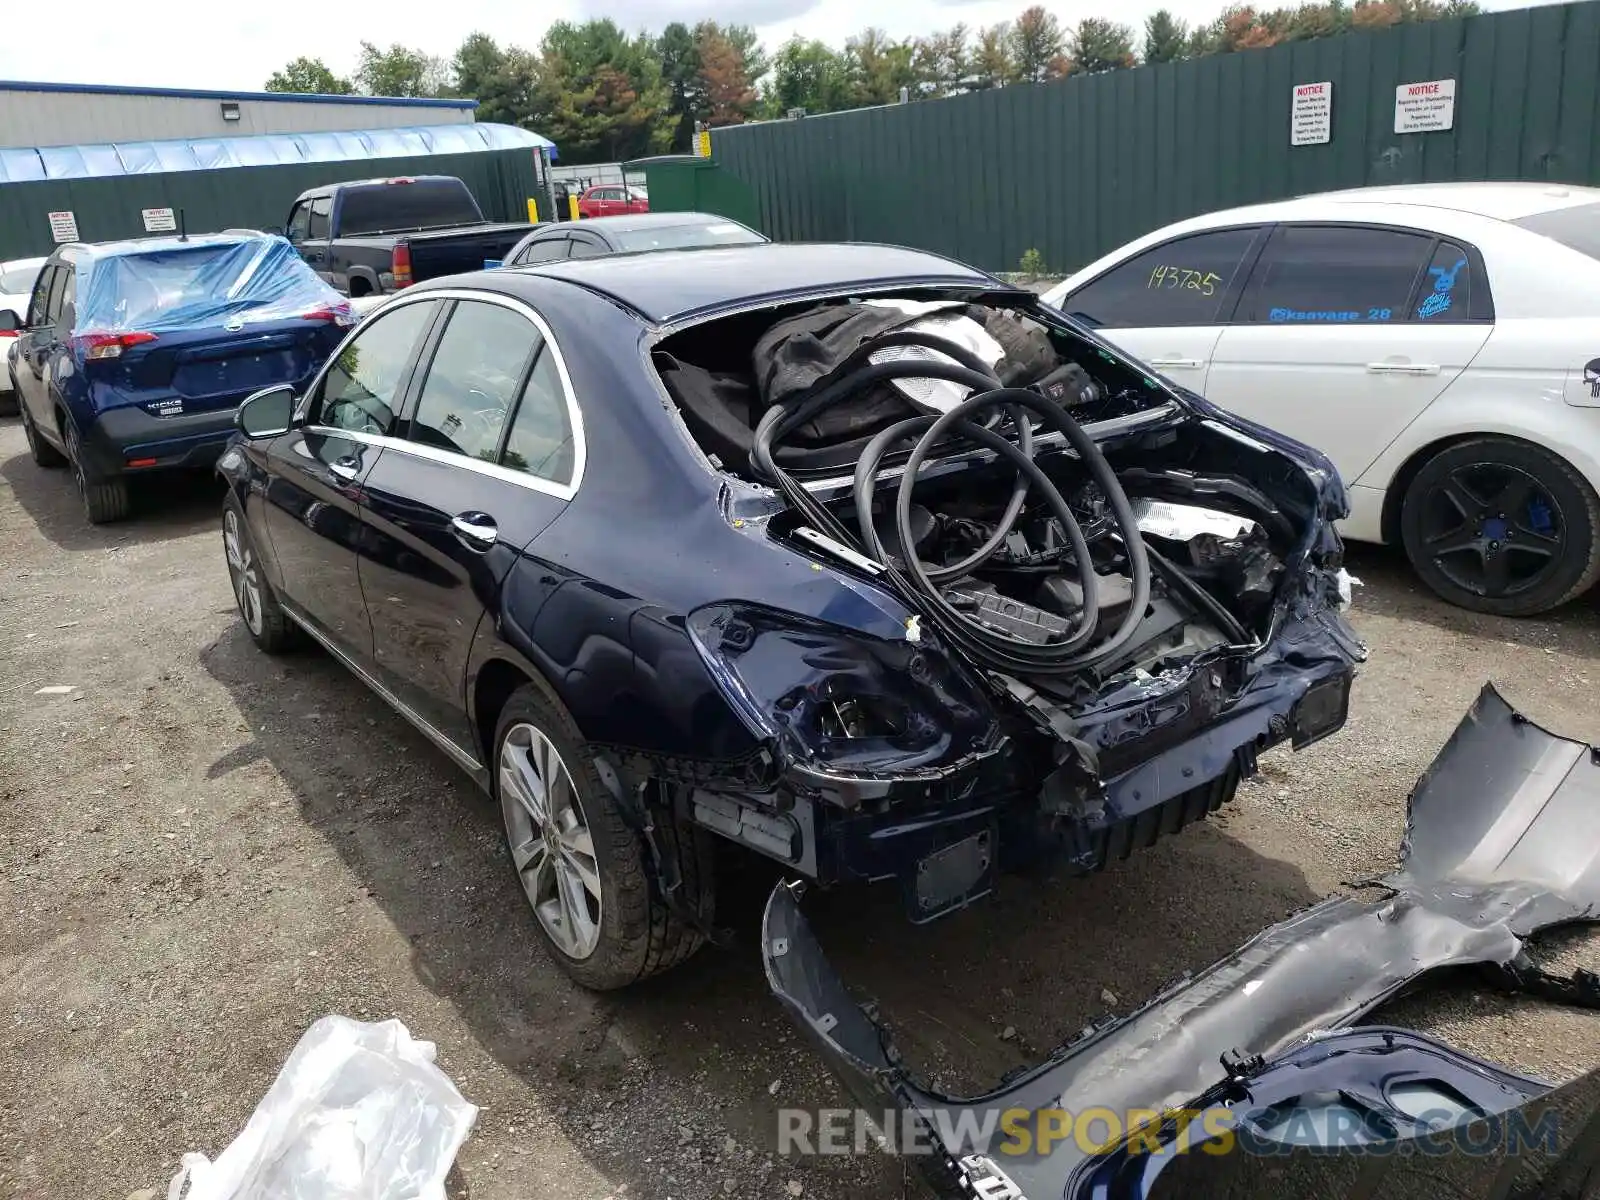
[762,684,1600,1197]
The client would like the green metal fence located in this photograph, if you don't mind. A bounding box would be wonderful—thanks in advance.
[711,1,1600,274]
[0,147,547,260]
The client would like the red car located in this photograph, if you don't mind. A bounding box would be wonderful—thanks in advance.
[576,184,649,218]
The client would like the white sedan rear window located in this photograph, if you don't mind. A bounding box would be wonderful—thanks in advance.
[0,263,41,293]
[1514,202,1600,263]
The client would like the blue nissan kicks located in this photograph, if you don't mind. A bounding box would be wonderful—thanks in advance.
[3,233,353,523]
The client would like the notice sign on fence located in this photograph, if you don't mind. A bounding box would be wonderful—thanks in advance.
[1395,78,1457,133]
[1291,81,1332,145]
[142,207,177,233]
[47,211,79,243]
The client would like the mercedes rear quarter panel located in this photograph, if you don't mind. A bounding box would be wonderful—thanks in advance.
[454,274,907,762]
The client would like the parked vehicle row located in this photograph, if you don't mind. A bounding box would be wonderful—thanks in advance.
[11,180,1600,610]
[574,183,649,219]
[0,207,774,526]
[6,185,1593,1197]
[336,213,768,324]
[500,211,765,265]
[283,175,532,299]
[1043,182,1600,615]
[3,232,353,522]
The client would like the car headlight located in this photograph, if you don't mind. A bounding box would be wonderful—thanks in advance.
[686,602,997,774]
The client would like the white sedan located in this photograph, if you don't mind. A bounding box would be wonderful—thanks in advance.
[0,256,46,414]
[1043,183,1600,616]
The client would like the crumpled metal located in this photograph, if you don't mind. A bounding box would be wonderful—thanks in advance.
[764,683,1600,1197]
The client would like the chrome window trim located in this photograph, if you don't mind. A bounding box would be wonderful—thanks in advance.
[298,287,587,501]
[304,424,578,501]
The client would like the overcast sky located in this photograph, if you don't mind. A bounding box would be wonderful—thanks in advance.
[0,0,1558,96]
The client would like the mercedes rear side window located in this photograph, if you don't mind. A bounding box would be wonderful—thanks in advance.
[409,301,541,462]
[504,348,575,485]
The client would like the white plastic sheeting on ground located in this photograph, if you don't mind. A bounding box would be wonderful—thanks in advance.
[167,1016,477,1200]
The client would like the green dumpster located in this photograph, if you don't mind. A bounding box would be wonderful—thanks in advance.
[623,154,762,234]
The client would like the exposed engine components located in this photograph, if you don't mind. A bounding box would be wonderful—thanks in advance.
[659,295,1293,693]
[1131,497,1259,542]
[748,302,1156,676]
[860,299,1005,414]
[981,307,1059,387]
[1132,497,1282,623]
[1036,570,1134,629]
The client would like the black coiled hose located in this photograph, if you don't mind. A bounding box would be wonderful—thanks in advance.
[750,332,1152,674]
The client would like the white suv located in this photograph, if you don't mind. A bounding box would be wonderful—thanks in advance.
[1043,183,1600,615]
[0,256,47,415]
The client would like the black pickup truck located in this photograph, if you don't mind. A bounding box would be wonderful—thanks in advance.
[283,176,537,298]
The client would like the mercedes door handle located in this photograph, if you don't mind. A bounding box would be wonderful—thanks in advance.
[450,512,498,550]
[1147,357,1204,369]
[1367,361,1440,375]
[329,457,361,481]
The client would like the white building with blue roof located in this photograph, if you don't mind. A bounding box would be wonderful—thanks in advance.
[0,80,558,259]
[0,79,478,147]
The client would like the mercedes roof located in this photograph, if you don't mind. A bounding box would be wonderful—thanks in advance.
[483,241,1003,324]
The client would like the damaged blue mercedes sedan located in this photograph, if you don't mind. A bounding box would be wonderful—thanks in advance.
[216,242,1364,990]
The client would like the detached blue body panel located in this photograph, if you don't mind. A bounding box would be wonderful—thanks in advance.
[763,683,1600,1199]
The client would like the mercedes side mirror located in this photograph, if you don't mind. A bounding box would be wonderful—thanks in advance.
[237,385,296,439]
[0,310,20,334]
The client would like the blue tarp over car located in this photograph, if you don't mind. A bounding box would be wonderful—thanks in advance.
[76,234,348,334]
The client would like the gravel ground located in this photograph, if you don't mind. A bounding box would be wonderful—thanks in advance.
[2,414,1598,1200]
